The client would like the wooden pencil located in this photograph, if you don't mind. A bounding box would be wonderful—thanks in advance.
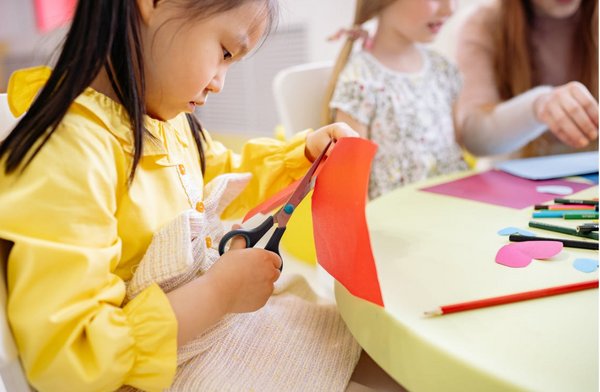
[425,280,599,316]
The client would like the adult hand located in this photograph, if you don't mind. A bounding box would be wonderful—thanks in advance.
[534,81,599,148]
[305,122,359,161]
[205,224,281,314]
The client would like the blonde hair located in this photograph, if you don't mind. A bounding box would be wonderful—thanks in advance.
[321,0,396,125]
[491,0,598,156]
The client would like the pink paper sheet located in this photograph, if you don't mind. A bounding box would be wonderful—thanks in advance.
[34,0,77,32]
[312,138,383,307]
[420,170,594,209]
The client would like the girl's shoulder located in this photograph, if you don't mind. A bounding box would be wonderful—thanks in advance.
[339,51,382,85]
[459,0,498,41]
[463,0,498,21]
[71,88,189,157]
[418,46,462,98]
[420,46,458,74]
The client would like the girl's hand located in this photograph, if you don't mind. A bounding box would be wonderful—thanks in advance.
[205,224,281,314]
[305,122,359,162]
[534,81,599,148]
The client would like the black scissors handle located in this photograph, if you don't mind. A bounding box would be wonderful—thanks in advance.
[218,216,286,271]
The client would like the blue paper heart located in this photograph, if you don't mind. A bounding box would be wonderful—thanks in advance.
[573,258,599,273]
[497,227,538,236]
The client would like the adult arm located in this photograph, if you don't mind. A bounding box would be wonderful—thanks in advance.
[454,6,551,156]
[455,6,598,156]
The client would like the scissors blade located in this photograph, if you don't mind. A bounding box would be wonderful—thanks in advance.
[274,138,333,227]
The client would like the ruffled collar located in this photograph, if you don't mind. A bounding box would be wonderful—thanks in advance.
[7,66,190,158]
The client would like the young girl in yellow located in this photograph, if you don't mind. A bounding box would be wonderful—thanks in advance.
[0,1,405,391]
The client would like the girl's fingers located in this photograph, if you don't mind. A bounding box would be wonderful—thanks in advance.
[307,123,359,161]
[271,256,282,277]
[228,224,248,250]
[558,92,598,141]
[570,83,600,128]
[323,123,359,155]
[546,99,587,147]
[330,122,360,140]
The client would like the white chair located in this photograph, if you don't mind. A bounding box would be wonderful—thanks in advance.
[0,94,19,142]
[272,61,333,138]
[0,93,32,392]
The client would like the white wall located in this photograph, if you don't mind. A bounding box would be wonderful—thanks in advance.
[278,0,355,63]
[0,1,67,58]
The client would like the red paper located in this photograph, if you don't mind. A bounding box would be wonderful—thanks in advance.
[243,159,326,223]
[421,170,594,209]
[243,179,300,223]
[34,0,77,32]
[312,138,383,307]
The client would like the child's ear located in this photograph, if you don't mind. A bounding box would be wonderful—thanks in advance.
[137,0,158,25]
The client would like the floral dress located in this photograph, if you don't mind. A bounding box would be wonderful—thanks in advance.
[330,46,469,199]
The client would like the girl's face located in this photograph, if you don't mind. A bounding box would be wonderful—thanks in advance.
[379,0,457,44]
[529,0,582,18]
[138,0,269,121]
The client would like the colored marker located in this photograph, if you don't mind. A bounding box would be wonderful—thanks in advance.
[577,223,599,233]
[564,213,599,220]
[548,205,595,210]
[529,221,599,240]
[509,234,599,250]
[534,204,549,210]
[554,198,599,206]
[533,210,596,218]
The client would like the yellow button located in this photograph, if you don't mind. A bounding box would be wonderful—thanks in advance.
[205,237,212,248]
[178,164,186,175]
[196,202,205,213]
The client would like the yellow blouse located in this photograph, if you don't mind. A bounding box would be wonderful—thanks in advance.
[0,66,311,392]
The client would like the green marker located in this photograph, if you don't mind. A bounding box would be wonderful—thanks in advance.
[554,198,599,206]
[564,212,599,220]
[529,221,599,240]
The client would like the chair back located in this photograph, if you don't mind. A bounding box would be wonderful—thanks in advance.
[272,62,333,137]
[0,93,32,391]
[0,94,19,142]
[0,260,31,392]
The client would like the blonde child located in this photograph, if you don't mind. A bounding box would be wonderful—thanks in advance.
[325,0,469,200]
[0,0,407,391]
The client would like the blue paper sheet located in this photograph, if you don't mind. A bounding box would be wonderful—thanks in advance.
[495,151,599,180]
[580,173,599,184]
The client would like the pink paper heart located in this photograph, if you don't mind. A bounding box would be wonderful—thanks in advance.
[496,241,563,268]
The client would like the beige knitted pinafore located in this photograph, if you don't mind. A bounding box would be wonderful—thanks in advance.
[118,173,361,392]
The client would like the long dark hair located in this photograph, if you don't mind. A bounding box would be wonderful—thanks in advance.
[0,0,278,183]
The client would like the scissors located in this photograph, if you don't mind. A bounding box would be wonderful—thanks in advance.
[218,138,333,271]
